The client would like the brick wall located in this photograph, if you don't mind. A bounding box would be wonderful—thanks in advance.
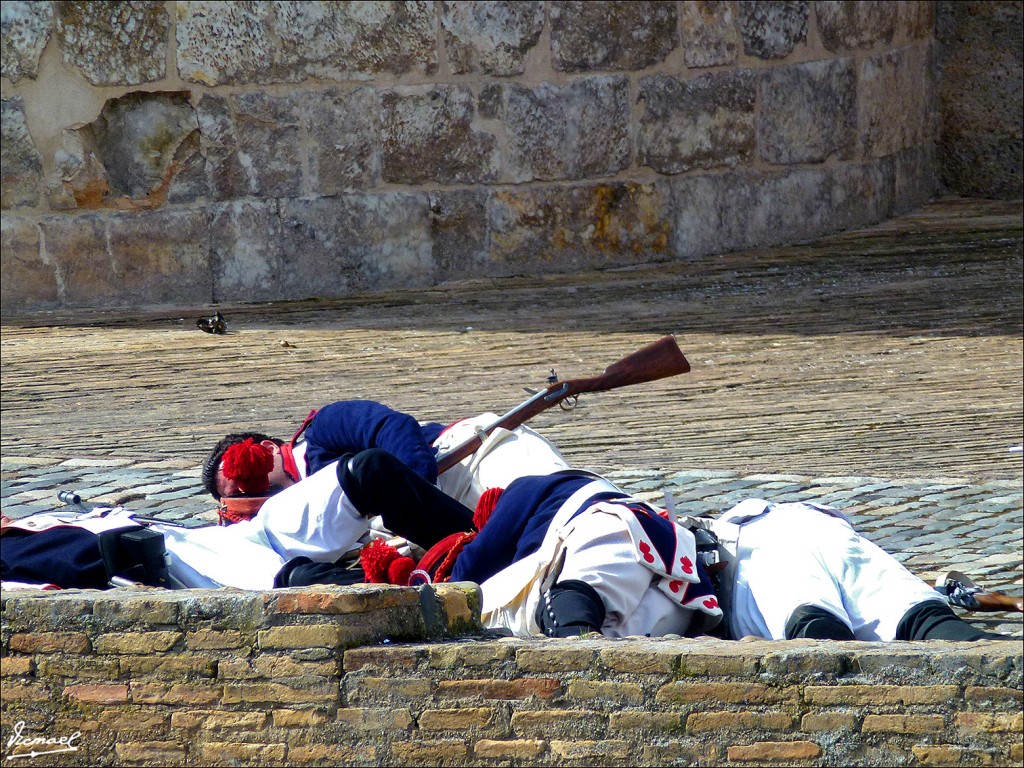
[2,585,1021,766]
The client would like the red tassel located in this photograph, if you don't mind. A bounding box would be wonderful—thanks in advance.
[413,531,477,585]
[222,438,274,495]
[361,539,401,583]
[473,487,503,531]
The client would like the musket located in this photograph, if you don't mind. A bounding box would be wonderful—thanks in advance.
[938,575,1024,613]
[436,335,690,473]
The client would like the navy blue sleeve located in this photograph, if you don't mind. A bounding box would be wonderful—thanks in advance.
[303,400,439,483]
[451,474,609,584]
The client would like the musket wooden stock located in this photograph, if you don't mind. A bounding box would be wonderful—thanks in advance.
[436,335,690,473]
[971,591,1024,613]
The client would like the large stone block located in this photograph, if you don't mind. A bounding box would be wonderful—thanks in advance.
[90,91,199,200]
[716,168,838,251]
[681,1,739,68]
[25,208,212,308]
[639,71,758,174]
[177,1,436,86]
[501,76,632,182]
[175,1,272,86]
[277,193,433,299]
[166,130,210,205]
[442,1,544,76]
[829,158,897,231]
[0,215,57,311]
[487,182,672,275]
[105,208,213,306]
[196,92,303,200]
[669,173,728,259]
[56,0,168,85]
[429,189,490,278]
[860,44,934,159]
[209,200,284,303]
[300,87,378,195]
[1,97,42,209]
[381,86,500,185]
[937,1,1023,198]
[232,91,303,198]
[195,94,246,201]
[893,144,937,215]
[738,1,808,59]
[39,213,112,305]
[758,58,856,164]
[0,0,53,82]
[816,1,897,52]
[551,1,678,71]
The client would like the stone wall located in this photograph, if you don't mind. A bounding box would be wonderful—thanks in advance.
[2,585,1022,767]
[936,1,1024,199]
[1,1,944,312]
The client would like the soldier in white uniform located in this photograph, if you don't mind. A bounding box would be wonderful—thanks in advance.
[702,499,1004,642]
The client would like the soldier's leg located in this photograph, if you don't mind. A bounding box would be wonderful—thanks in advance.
[339,448,474,549]
[817,510,959,641]
[894,600,1005,641]
[545,508,696,638]
[729,505,853,640]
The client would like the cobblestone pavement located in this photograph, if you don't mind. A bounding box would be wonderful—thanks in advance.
[2,197,1021,637]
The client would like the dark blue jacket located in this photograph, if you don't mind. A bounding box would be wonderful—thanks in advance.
[302,400,445,483]
[450,474,629,584]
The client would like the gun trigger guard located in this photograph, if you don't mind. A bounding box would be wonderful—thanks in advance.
[559,395,579,411]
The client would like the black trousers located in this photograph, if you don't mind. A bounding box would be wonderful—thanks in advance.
[337,448,475,550]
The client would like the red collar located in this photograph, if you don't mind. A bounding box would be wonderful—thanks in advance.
[281,442,301,482]
[283,409,318,482]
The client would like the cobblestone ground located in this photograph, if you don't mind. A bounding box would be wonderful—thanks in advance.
[2,198,1021,637]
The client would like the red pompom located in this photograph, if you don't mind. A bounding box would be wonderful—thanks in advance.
[387,557,416,586]
[222,438,274,495]
[361,539,401,583]
[473,487,504,531]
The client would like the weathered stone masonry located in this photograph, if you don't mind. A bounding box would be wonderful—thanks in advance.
[1,585,1021,767]
[1,0,956,312]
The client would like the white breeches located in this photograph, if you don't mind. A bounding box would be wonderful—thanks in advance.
[727,502,944,641]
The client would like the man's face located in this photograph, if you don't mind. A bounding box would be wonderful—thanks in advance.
[215,465,242,499]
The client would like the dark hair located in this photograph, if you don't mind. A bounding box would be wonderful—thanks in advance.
[202,432,281,500]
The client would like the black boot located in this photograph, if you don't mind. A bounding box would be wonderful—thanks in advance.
[784,604,856,640]
[338,448,474,549]
[895,600,1007,641]
[273,556,365,588]
[535,579,607,638]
